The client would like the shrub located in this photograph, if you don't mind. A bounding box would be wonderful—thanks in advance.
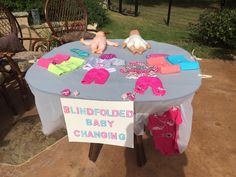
[189,9,236,48]
[84,0,110,27]
[0,0,109,27]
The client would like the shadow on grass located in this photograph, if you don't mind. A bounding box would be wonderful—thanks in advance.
[0,115,67,165]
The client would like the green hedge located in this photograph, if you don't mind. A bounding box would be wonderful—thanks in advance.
[189,8,236,49]
[0,0,109,27]
[84,0,110,27]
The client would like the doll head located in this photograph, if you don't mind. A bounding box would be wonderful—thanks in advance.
[129,29,140,36]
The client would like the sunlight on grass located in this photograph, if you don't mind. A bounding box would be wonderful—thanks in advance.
[101,3,235,60]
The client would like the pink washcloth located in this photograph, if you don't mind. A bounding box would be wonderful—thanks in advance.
[81,68,110,85]
[37,54,70,68]
[147,56,180,74]
[147,107,182,155]
[134,76,166,96]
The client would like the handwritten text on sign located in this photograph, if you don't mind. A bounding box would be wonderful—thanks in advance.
[60,98,134,148]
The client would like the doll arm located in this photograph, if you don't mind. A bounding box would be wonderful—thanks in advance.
[80,38,91,46]
[122,37,130,48]
[107,40,119,47]
[143,39,151,48]
[140,38,151,49]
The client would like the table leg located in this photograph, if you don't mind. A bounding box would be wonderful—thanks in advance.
[135,135,147,167]
[88,143,103,162]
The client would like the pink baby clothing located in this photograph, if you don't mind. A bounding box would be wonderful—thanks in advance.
[81,68,110,85]
[99,53,117,60]
[37,54,70,68]
[146,56,180,74]
[147,107,182,155]
[134,76,166,96]
[146,53,169,58]
[120,62,159,79]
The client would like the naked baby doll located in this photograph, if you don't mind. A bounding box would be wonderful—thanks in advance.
[122,29,151,54]
[80,31,119,54]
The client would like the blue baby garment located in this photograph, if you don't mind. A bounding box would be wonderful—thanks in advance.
[167,55,200,70]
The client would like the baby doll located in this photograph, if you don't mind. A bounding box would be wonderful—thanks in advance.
[80,31,119,54]
[122,29,151,54]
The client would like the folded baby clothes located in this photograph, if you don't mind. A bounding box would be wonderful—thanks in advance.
[83,56,125,72]
[134,76,166,96]
[166,55,200,70]
[146,56,180,74]
[120,62,159,79]
[48,57,85,76]
[48,64,65,76]
[81,68,110,85]
[37,54,70,68]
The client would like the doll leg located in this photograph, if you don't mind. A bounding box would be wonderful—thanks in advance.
[96,44,106,54]
[138,47,145,54]
[91,43,98,53]
[128,46,138,54]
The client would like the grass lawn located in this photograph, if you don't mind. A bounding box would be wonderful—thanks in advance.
[101,2,235,60]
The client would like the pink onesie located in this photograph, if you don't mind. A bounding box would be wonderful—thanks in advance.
[134,76,166,96]
[147,107,182,155]
[81,68,110,84]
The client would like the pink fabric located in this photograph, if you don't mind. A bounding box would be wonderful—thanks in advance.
[81,68,110,84]
[147,107,182,155]
[37,54,70,68]
[37,58,54,68]
[147,56,180,74]
[99,53,117,60]
[146,53,168,59]
[134,76,166,96]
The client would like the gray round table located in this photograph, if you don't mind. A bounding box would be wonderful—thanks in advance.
[26,40,201,144]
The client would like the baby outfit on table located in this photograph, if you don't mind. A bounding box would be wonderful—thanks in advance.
[147,107,182,155]
[37,54,70,68]
[37,54,85,76]
[146,54,180,74]
[81,68,110,85]
[134,76,166,96]
[83,56,125,72]
[120,62,159,79]
[122,76,166,101]
[166,55,200,70]
[48,57,85,76]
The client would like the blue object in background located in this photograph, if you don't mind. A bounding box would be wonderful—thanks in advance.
[70,48,90,57]
[166,55,200,70]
